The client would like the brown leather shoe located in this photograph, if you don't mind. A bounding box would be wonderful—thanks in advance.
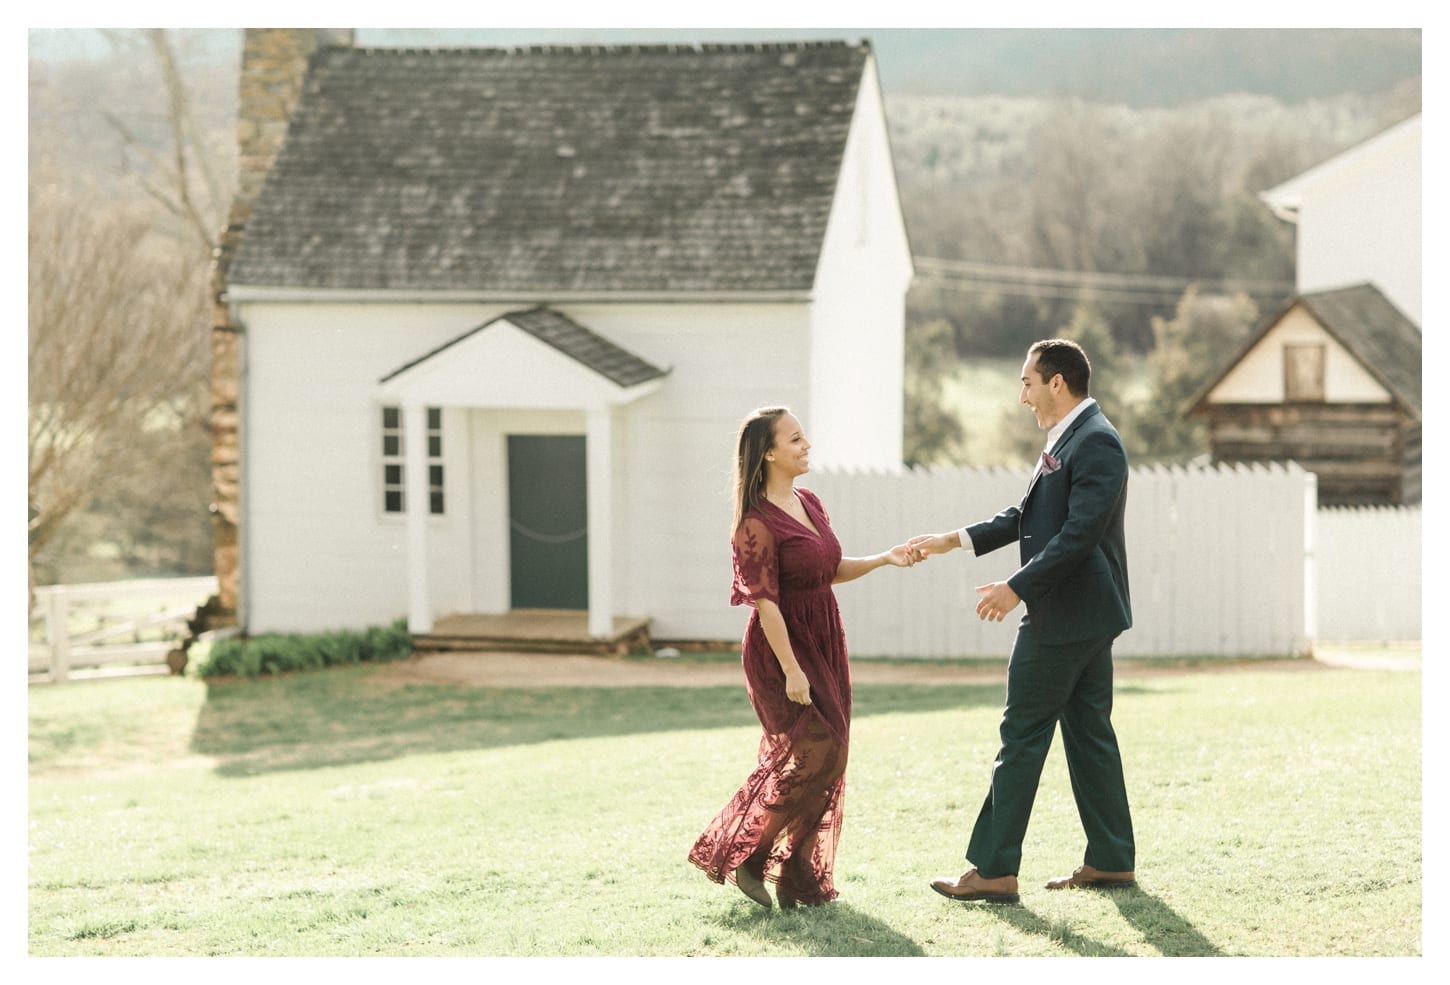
[930,867,1020,904]
[1044,864,1137,890]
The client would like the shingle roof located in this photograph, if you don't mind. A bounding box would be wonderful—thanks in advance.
[1299,285,1421,418]
[229,42,870,294]
[380,307,669,389]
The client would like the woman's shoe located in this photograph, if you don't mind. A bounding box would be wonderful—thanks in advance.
[778,887,834,909]
[777,885,818,909]
[733,865,772,908]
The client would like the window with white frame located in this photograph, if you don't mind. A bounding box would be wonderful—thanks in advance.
[381,406,445,515]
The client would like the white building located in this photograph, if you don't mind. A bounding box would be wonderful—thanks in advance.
[222,37,914,645]
[1259,113,1421,324]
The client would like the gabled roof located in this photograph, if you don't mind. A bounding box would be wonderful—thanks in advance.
[381,307,668,388]
[229,42,871,294]
[1185,283,1422,419]
[1260,113,1420,222]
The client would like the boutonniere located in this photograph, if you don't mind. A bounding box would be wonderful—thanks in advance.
[1040,451,1062,474]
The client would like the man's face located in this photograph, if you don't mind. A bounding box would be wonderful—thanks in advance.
[1019,353,1063,431]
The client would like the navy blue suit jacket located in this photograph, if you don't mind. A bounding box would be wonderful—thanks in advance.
[965,402,1132,645]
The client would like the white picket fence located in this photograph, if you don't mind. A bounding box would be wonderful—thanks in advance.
[29,576,218,682]
[1315,505,1422,642]
[812,462,1419,659]
[27,465,1418,678]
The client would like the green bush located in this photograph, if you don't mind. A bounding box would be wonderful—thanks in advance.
[195,619,412,679]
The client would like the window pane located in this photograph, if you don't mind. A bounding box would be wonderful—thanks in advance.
[385,490,403,513]
[427,407,441,429]
[383,434,401,457]
[429,464,444,486]
[430,491,445,515]
[385,464,402,485]
[383,406,400,429]
[428,435,442,458]
[1285,344,1326,401]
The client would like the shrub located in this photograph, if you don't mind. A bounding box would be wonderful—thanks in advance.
[196,619,412,679]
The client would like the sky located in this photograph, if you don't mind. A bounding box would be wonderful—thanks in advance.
[22,0,1440,50]
[26,22,1428,111]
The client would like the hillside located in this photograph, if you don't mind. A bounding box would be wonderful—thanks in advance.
[867,27,1421,104]
[30,27,1422,106]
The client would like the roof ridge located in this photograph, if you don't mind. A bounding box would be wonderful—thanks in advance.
[337,40,863,57]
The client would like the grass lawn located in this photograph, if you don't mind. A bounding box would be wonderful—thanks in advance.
[27,654,1421,958]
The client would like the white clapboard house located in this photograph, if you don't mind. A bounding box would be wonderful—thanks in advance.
[222,38,913,647]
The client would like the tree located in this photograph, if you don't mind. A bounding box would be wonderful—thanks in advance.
[28,29,232,589]
[97,29,234,253]
[1136,288,1260,463]
[903,318,966,467]
[27,183,212,575]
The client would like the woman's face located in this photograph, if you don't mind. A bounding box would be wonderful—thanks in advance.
[767,413,812,478]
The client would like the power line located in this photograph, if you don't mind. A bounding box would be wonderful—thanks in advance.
[914,256,1294,304]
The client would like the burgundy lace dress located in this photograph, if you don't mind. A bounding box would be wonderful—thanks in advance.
[688,487,851,905]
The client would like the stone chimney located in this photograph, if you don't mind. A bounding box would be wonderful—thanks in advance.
[206,28,354,625]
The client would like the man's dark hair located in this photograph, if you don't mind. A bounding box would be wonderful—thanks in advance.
[1029,339,1091,397]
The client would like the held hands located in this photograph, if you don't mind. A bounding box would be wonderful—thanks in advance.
[906,531,957,560]
[884,543,920,568]
[879,533,951,568]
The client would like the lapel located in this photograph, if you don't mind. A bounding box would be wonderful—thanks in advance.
[1023,402,1101,505]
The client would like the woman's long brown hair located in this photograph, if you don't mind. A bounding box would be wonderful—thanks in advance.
[731,406,788,533]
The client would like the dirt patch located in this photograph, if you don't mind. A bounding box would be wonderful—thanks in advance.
[368,649,1408,690]
[375,650,1005,689]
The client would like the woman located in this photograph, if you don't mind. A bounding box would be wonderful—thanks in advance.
[688,406,916,908]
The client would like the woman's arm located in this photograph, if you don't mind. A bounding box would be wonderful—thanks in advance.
[755,599,811,704]
[833,544,916,585]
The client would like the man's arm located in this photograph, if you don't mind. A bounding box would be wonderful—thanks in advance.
[909,505,1022,560]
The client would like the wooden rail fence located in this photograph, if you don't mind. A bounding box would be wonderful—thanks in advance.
[29,576,218,682]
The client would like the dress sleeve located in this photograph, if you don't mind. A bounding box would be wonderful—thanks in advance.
[731,514,780,607]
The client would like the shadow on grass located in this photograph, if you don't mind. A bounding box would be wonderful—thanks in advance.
[984,901,1135,956]
[189,667,1005,777]
[706,899,926,957]
[984,888,1224,957]
[1110,889,1225,956]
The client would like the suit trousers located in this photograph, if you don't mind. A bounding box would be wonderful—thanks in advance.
[966,623,1135,878]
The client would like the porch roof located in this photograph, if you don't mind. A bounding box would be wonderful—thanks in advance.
[379,307,669,409]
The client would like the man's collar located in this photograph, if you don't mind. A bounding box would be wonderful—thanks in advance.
[1045,397,1097,448]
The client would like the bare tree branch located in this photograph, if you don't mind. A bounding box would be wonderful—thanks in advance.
[148,29,226,243]
[97,30,226,252]
[28,184,211,560]
[30,27,231,584]
[146,29,222,251]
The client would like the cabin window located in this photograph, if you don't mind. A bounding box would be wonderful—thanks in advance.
[1284,344,1326,402]
[381,405,445,514]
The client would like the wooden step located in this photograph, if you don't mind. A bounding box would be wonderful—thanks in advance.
[412,610,652,657]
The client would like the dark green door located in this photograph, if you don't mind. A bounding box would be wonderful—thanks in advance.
[507,435,588,610]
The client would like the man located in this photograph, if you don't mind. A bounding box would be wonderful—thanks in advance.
[908,338,1136,905]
